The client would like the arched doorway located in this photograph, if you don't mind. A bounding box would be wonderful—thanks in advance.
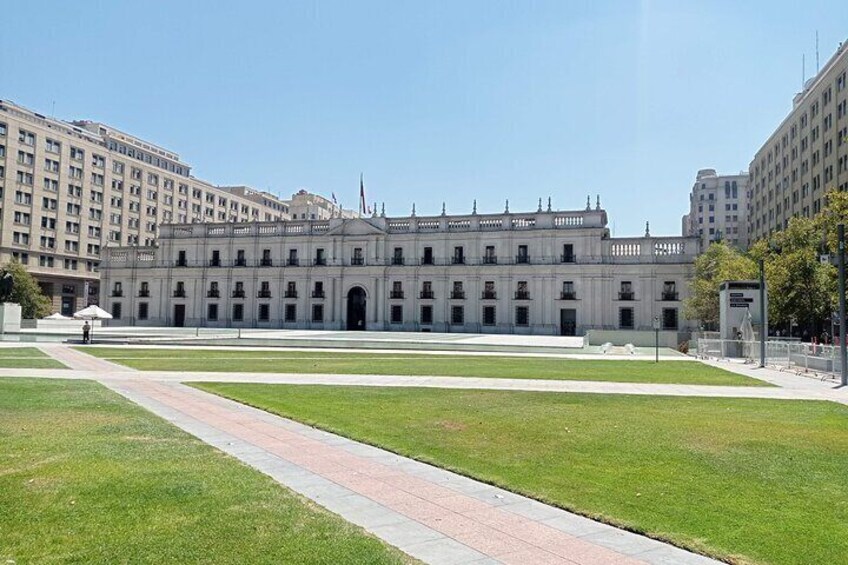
[346,287,367,331]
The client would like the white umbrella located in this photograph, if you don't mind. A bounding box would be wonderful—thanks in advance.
[43,312,71,320]
[73,305,113,321]
[73,305,112,343]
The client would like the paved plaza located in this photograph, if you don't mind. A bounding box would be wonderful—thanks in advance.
[4,342,847,564]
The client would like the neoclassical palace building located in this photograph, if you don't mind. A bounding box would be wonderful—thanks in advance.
[100,199,699,336]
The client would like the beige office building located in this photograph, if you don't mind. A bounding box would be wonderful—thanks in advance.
[749,39,848,242]
[0,100,295,315]
[682,169,748,249]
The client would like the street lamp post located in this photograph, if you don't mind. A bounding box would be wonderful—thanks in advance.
[653,315,660,363]
[838,224,847,386]
[759,258,766,368]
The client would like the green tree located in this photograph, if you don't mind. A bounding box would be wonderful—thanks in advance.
[0,261,51,319]
[684,242,757,329]
[750,216,835,333]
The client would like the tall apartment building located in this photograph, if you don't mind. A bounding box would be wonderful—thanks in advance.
[0,99,293,315]
[682,169,748,249]
[748,39,848,242]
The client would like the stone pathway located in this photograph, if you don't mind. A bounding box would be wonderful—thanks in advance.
[5,344,733,564]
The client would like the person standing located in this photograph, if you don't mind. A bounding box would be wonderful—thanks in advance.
[82,321,91,344]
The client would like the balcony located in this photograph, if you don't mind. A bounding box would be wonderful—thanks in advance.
[560,254,576,263]
[314,257,327,266]
[260,258,273,267]
[284,290,298,298]
[350,257,364,266]
[234,259,246,267]
[515,255,530,264]
[618,292,635,301]
[481,291,497,299]
[482,256,498,265]
[232,290,246,298]
[312,290,325,298]
[138,290,150,298]
[173,289,186,298]
[391,256,405,266]
[662,292,679,301]
[420,290,434,299]
[451,256,465,265]
[258,290,272,298]
[209,259,221,267]
[390,291,405,299]
[175,260,187,267]
[560,292,577,300]
[207,289,220,298]
[287,258,299,266]
[514,291,531,300]
[450,291,465,299]
[111,290,123,297]
[421,257,434,265]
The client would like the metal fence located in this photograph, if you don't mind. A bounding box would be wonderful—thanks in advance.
[697,338,842,378]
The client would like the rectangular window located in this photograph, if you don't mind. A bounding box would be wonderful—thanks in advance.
[207,304,219,321]
[312,304,324,322]
[421,305,433,325]
[662,308,678,330]
[482,306,496,326]
[619,308,634,329]
[451,305,464,325]
[390,305,403,324]
[561,244,575,263]
[285,304,297,322]
[422,247,433,265]
[111,303,122,320]
[452,246,464,264]
[561,281,575,300]
[258,304,270,322]
[232,303,244,322]
[138,303,148,320]
[515,306,530,326]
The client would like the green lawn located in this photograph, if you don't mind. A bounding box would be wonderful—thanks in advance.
[0,347,65,369]
[195,383,848,564]
[79,347,765,386]
[0,378,409,564]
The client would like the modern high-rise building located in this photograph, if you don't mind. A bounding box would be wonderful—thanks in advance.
[682,169,749,250]
[0,99,327,315]
[748,39,848,243]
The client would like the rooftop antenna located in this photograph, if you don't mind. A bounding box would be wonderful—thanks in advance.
[51,100,55,118]
[802,54,806,88]
[816,30,820,73]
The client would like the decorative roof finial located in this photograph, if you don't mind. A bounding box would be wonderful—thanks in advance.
[586,195,591,210]
[441,202,446,216]
[505,199,510,213]
[537,198,543,212]
[381,202,385,217]
[645,221,651,237]
[547,196,552,212]
[372,201,378,217]
[411,203,416,217]
[472,199,477,215]
[595,195,601,210]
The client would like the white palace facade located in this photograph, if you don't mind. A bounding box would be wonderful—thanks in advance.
[99,200,700,337]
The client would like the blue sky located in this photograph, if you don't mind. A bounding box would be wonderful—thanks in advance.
[1,1,845,235]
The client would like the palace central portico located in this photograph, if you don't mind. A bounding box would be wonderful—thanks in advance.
[100,198,699,337]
